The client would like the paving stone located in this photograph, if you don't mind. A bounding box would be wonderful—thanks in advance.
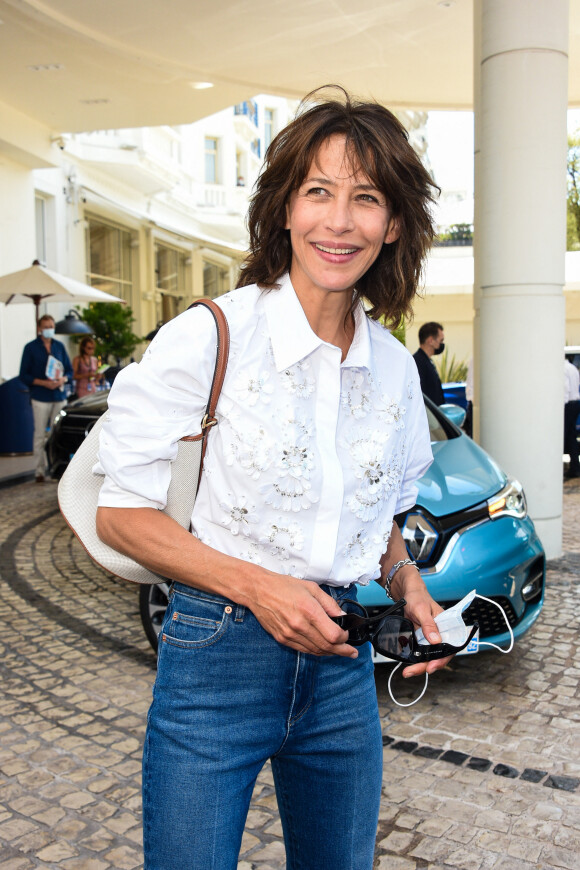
[35,842,78,862]
[102,846,142,869]
[376,857,417,869]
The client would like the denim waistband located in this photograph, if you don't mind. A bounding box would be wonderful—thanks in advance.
[318,583,357,601]
[171,580,357,605]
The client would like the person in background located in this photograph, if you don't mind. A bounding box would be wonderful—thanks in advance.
[19,314,72,482]
[413,321,445,405]
[564,353,580,479]
[72,336,103,399]
[463,356,473,437]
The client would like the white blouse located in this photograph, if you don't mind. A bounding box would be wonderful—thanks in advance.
[97,273,433,587]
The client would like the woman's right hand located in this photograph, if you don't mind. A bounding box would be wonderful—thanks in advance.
[96,506,357,658]
[248,574,358,658]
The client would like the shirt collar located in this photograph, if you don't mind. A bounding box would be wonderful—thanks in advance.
[264,273,373,372]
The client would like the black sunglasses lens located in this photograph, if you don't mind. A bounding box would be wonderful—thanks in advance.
[373,616,415,661]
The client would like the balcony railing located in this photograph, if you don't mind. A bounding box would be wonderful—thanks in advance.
[234,100,259,127]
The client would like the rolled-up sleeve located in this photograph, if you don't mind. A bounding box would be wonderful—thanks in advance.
[395,362,433,515]
[96,305,218,510]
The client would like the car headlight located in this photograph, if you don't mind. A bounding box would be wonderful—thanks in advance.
[487,478,527,520]
[52,408,67,427]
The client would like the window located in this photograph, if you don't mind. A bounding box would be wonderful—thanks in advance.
[203,261,230,298]
[35,196,47,265]
[236,152,245,186]
[86,218,133,303]
[205,137,219,184]
[155,243,188,322]
[264,108,274,150]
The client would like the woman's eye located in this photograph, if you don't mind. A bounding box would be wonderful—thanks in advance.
[305,187,328,197]
[357,193,381,204]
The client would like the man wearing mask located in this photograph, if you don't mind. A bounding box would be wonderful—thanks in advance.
[19,314,73,482]
[564,353,580,479]
[413,321,445,405]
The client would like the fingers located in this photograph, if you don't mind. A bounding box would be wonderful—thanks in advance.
[403,588,444,645]
[251,579,358,658]
[401,654,453,679]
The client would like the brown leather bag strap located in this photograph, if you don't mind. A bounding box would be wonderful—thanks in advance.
[187,298,230,473]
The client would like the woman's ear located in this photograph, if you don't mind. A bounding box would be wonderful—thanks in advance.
[384,217,401,245]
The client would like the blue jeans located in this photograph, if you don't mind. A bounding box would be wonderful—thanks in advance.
[142,582,382,870]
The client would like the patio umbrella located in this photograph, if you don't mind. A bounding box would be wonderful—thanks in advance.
[0,260,125,323]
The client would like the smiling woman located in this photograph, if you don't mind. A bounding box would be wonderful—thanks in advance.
[95,85,443,870]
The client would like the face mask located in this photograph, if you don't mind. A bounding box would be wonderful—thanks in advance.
[41,328,55,339]
[388,590,514,708]
[433,342,445,355]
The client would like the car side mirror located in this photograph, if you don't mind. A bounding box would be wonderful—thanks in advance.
[439,403,467,428]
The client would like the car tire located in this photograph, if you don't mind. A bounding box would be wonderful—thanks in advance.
[139,582,170,652]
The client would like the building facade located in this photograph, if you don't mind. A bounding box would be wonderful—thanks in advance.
[0,94,296,380]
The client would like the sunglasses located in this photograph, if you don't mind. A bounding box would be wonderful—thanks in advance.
[331,598,478,663]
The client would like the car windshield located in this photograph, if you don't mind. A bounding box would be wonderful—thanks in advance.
[426,404,452,443]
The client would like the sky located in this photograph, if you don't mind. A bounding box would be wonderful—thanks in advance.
[426,108,580,196]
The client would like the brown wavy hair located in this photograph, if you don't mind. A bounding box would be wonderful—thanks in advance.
[237,86,439,327]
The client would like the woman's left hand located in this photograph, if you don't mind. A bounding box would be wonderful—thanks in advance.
[381,524,453,678]
[396,574,452,678]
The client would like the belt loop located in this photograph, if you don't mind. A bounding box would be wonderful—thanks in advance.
[234,604,245,622]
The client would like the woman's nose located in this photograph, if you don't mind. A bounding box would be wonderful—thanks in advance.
[325,196,354,234]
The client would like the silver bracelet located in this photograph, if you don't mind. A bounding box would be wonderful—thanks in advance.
[384,558,418,599]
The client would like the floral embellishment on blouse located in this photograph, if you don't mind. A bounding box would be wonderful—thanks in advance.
[261,413,318,512]
[375,393,407,430]
[219,494,258,536]
[260,520,305,560]
[341,370,372,419]
[242,541,264,565]
[282,361,315,399]
[224,421,272,480]
[233,368,275,406]
[343,426,405,522]
[343,529,373,574]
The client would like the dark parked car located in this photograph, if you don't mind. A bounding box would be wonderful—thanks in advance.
[48,389,545,654]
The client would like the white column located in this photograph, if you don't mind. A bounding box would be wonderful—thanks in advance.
[474,0,569,558]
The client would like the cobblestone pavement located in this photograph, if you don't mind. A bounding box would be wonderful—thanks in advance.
[0,479,579,870]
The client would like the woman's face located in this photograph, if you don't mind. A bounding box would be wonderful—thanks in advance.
[285,134,399,303]
[83,342,95,355]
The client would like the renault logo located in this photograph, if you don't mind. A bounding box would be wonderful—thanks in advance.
[401,513,438,563]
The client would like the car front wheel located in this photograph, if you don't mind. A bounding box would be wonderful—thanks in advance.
[139,582,170,651]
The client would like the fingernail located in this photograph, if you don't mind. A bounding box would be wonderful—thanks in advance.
[428,632,440,643]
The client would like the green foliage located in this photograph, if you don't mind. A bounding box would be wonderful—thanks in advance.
[568,134,580,251]
[437,223,473,246]
[434,348,468,383]
[568,208,580,251]
[390,318,406,346]
[377,313,406,345]
[75,302,143,363]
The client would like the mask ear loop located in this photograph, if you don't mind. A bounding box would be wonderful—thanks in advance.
[473,594,514,653]
[387,663,429,707]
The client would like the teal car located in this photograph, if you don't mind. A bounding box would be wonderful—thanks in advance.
[358,397,545,660]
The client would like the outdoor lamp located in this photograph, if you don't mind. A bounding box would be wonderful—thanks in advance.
[55,309,93,335]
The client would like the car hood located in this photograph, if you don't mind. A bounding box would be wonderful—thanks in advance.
[416,434,507,517]
[68,391,110,414]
